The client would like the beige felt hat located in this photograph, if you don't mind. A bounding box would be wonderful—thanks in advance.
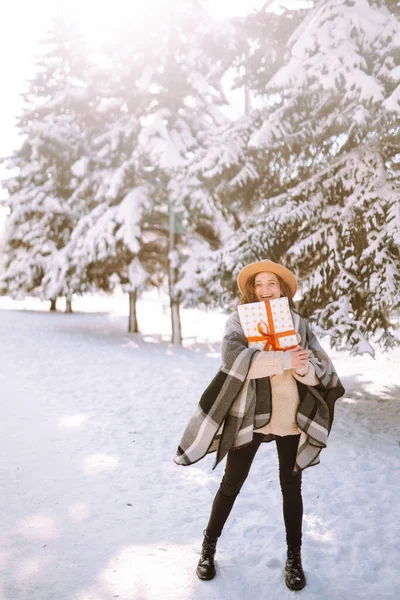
[237,259,298,296]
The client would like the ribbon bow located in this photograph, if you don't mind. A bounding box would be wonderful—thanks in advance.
[247,321,280,351]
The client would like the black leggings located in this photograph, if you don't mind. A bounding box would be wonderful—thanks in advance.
[206,434,303,548]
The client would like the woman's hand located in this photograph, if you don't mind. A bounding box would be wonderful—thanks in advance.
[290,346,309,370]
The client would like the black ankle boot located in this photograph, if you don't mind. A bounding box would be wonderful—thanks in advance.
[285,545,306,591]
[196,530,218,580]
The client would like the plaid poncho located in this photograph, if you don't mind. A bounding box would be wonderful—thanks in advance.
[174,309,345,474]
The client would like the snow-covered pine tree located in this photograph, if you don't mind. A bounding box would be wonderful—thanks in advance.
[174,3,308,308]
[40,94,155,332]
[248,0,400,354]
[60,1,228,341]
[1,17,93,312]
[132,0,230,344]
[39,19,164,333]
[192,0,400,354]
[43,1,231,341]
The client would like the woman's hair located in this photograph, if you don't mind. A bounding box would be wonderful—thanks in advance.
[238,272,296,308]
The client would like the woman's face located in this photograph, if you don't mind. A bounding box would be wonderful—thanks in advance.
[254,271,281,301]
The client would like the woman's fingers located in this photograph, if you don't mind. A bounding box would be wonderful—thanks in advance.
[290,348,309,368]
[292,348,308,360]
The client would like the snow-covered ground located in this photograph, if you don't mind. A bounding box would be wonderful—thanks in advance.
[0,293,399,600]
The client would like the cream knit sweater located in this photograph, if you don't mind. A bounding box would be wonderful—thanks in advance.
[248,350,319,436]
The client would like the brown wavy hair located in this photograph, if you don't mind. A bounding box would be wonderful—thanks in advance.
[238,272,296,309]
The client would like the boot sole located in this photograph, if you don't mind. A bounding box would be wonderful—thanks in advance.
[285,575,306,591]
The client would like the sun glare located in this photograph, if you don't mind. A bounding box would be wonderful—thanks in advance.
[56,0,269,50]
[59,0,168,50]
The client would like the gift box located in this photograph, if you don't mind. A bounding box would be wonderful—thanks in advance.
[238,297,298,351]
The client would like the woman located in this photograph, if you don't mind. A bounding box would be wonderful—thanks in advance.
[174,259,345,592]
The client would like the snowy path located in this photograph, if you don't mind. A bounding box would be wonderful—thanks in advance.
[0,306,399,600]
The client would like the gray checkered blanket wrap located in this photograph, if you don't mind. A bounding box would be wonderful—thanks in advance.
[174,310,345,473]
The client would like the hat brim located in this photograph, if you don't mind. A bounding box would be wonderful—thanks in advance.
[237,260,298,297]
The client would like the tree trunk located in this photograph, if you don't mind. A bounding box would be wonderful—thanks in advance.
[170,299,182,346]
[168,201,182,346]
[128,290,139,333]
[244,58,251,116]
[50,298,57,312]
[65,296,73,313]
[244,79,250,116]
